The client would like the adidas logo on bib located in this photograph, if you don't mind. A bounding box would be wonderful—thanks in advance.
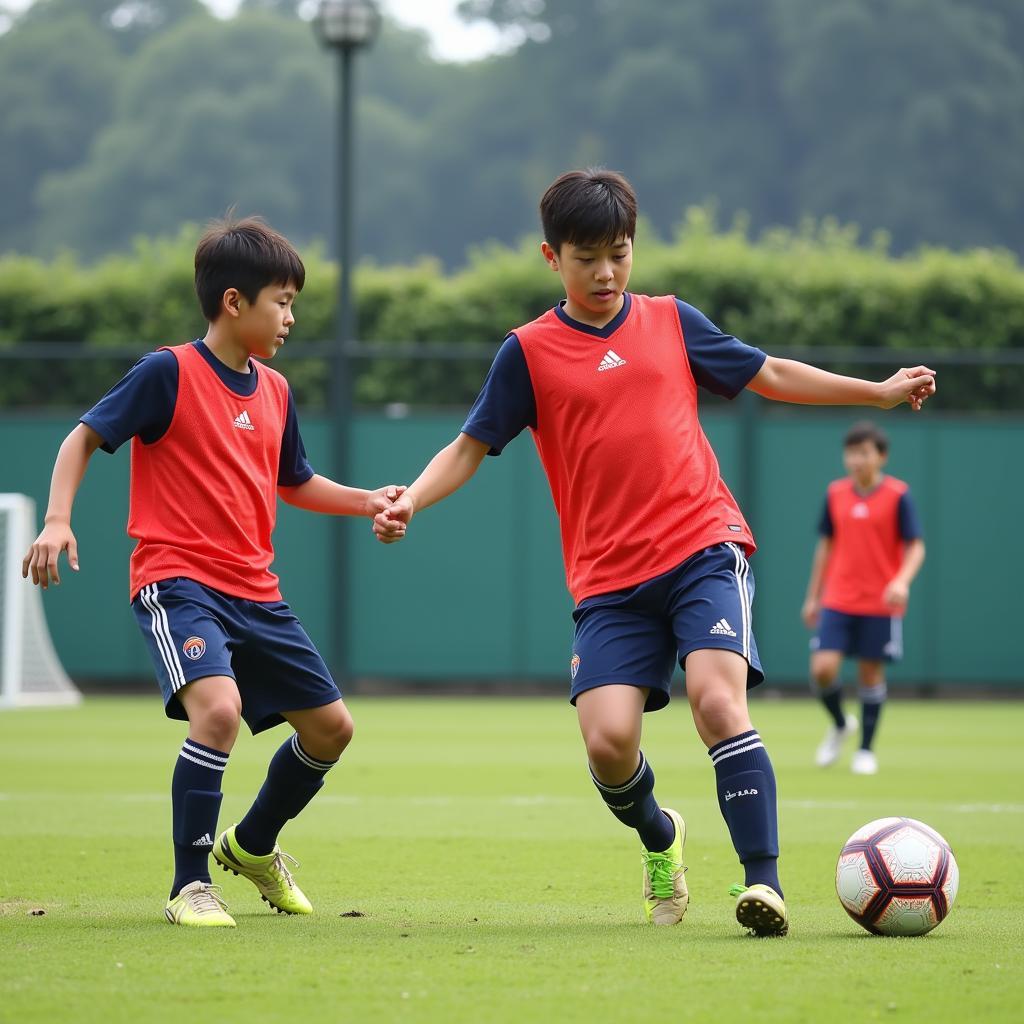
[597,350,626,371]
[710,618,737,637]
[233,410,255,431]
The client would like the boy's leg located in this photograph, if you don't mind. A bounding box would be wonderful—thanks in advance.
[576,685,686,924]
[235,700,352,853]
[165,675,241,926]
[811,649,845,726]
[215,699,352,914]
[687,648,787,934]
[810,610,859,766]
[853,660,886,774]
[811,649,859,767]
[577,685,674,850]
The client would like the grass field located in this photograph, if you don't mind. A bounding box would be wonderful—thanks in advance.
[1,696,1022,1023]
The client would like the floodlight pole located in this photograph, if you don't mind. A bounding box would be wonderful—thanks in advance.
[314,1,381,689]
[332,44,355,690]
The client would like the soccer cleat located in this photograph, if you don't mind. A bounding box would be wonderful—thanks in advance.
[814,713,859,767]
[164,880,236,927]
[729,882,788,937]
[641,808,688,925]
[213,825,313,915]
[851,749,879,775]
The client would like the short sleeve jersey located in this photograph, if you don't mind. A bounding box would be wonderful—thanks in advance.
[819,475,922,617]
[462,293,766,603]
[80,340,313,601]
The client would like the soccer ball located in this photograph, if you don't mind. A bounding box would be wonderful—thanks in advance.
[835,817,959,936]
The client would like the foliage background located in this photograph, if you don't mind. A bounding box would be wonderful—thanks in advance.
[1,0,1023,266]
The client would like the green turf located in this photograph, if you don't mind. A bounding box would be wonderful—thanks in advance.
[1,696,1022,1023]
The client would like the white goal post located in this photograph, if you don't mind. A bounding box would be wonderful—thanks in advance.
[0,494,82,709]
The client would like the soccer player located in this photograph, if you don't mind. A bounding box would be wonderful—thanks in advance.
[22,217,403,928]
[802,421,926,775]
[372,170,936,937]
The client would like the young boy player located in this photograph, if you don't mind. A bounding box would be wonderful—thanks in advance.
[23,217,403,927]
[372,170,936,937]
[802,421,925,775]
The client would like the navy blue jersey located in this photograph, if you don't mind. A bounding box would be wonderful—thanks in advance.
[462,295,766,455]
[80,340,313,487]
[818,488,922,541]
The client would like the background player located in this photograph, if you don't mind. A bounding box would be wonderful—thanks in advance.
[802,421,926,774]
[23,217,403,927]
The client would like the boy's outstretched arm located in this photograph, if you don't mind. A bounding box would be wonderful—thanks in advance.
[278,476,405,519]
[373,433,490,544]
[22,422,105,588]
[748,358,936,411]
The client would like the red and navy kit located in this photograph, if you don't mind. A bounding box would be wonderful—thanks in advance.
[819,476,921,618]
[812,475,921,662]
[462,293,767,704]
[81,340,338,729]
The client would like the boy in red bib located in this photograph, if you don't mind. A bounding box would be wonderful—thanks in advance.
[24,218,403,927]
[802,422,926,775]
[374,170,936,936]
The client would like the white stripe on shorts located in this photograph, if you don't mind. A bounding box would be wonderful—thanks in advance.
[726,543,752,661]
[140,583,187,692]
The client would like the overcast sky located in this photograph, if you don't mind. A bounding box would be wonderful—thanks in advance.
[1,0,508,60]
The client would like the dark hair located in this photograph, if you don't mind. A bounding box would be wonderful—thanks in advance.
[844,420,889,454]
[194,215,305,321]
[540,169,638,252]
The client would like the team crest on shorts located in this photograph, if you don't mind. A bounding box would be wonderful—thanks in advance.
[182,636,206,661]
[570,653,580,680]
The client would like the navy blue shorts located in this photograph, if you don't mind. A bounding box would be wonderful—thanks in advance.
[132,577,341,734]
[570,543,764,713]
[811,607,903,663]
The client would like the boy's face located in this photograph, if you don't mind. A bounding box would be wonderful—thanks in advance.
[234,282,296,360]
[843,440,887,487]
[541,236,633,326]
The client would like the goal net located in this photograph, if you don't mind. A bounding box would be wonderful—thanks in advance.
[0,494,82,709]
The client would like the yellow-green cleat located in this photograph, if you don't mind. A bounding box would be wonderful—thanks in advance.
[642,808,688,925]
[729,882,789,936]
[164,880,236,927]
[213,825,313,915]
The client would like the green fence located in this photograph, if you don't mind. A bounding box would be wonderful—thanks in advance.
[3,409,1021,688]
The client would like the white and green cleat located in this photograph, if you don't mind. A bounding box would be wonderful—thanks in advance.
[164,880,236,927]
[729,882,789,936]
[213,825,313,915]
[641,808,688,925]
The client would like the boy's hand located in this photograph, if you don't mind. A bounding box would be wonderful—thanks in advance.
[883,578,910,608]
[801,597,820,629]
[364,484,406,518]
[22,521,79,589]
[877,366,936,411]
[373,493,415,544]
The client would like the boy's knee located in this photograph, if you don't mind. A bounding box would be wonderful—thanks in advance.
[691,688,748,743]
[810,653,840,687]
[198,700,242,748]
[299,705,354,761]
[583,724,638,777]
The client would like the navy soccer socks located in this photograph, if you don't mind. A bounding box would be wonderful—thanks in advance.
[590,752,676,852]
[860,683,887,750]
[171,738,228,898]
[235,734,338,856]
[819,683,846,729]
[709,729,783,897]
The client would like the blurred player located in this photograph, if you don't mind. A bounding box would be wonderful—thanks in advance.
[371,169,935,937]
[802,421,926,775]
[23,217,403,927]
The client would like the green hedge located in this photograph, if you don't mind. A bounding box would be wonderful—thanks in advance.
[2,213,1022,409]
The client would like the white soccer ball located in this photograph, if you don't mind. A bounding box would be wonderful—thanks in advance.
[836,817,959,936]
